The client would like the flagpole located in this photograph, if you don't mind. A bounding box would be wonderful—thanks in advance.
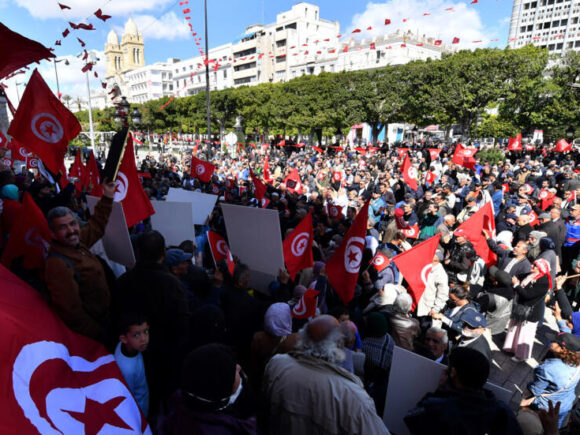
[204,0,211,143]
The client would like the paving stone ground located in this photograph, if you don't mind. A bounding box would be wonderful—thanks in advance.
[486,309,560,411]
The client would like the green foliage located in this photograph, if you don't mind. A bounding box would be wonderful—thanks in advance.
[476,147,505,165]
[73,45,578,141]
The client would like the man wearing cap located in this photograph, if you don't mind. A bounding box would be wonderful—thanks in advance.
[263,315,389,434]
[455,310,491,361]
[456,195,478,224]
[522,332,580,428]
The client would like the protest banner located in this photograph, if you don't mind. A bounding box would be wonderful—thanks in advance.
[150,200,194,247]
[165,188,217,225]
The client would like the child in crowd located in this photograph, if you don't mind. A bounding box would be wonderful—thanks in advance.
[114,312,150,416]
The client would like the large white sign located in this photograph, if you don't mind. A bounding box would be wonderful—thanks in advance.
[86,196,135,267]
[150,200,194,247]
[221,204,284,291]
[165,188,218,225]
[384,346,511,435]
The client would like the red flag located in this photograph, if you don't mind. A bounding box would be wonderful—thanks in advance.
[342,46,349,53]
[58,2,71,9]
[385,18,391,25]
[113,134,155,228]
[370,42,376,50]
[283,210,314,280]
[0,264,150,432]
[284,168,303,194]
[332,171,342,182]
[326,200,370,305]
[249,167,266,201]
[69,149,86,194]
[508,133,522,151]
[312,146,324,153]
[434,40,442,46]
[502,183,509,194]
[528,210,539,227]
[263,155,273,183]
[452,37,460,44]
[555,139,572,152]
[425,171,437,184]
[94,9,112,21]
[452,143,477,170]
[8,70,81,174]
[83,150,102,197]
[539,189,555,210]
[401,224,420,239]
[291,289,319,319]
[0,23,55,81]
[524,143,535,151]
[352,29,361,33]
[1,193,50,270]
[190,156,215,183]
[0,130,7,148]
[455,201,497,266]
[402,154,418,191]
[327,204,343,219]
[371,252,390,272]
[522,183,534,195]
[27,156,40,170]
[396,147,409,159]
[207,230,235,275]
[428,148,442,160]
[393,235,440,307]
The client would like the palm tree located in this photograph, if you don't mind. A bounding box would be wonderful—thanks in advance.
[62,94,72,109]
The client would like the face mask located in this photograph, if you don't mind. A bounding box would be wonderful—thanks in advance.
[218,377,243,410]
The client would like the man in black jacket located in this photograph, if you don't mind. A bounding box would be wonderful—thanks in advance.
[404,348,522,435]
[114,230,191,419]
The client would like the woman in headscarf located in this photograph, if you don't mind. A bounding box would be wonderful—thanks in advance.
[503,258,551,362]
[249,303,299,390]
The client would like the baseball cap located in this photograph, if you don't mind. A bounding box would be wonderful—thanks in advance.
[462,310,487,328]
[164,248,193,267]
[545,331,580,352]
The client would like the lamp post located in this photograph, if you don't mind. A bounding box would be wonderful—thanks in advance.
[82,51,99,152]
[204,0,211,143]
[113,96,141,129]
[53,58,69,100]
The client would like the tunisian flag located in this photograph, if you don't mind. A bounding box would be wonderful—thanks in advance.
[69,149,86,194]
[291,289,319,319]
[371,252,390,272]
[1,193,50,270]
[190,156,215,183]
[539,189,555,210]
[455,201,497,266]
[327,200,370,305]
[0,264,150,433]
[393,234,441,308]
[283,210,314,280]
[263,155,273,183]
[8,70,81,174]
[402,154,418,191]
[207,230,235,275]
[555,139,572,152]
[0,23,55,80]
[327,204,343,219]
[452,143,477,170]
[83,150,102,197]
[507,133,522,151]
[249,167,267,201]
[113,134,154,228]
[428,148,442,160]
[284,168,303,194]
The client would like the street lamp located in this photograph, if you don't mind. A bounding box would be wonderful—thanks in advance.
[113,96,141,127]
[53,58,69,99]
[81,51,99,152]
[566,126,575,139]
[204,0,211,142]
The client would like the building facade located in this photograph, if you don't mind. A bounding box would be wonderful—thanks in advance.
[508,0,580,54]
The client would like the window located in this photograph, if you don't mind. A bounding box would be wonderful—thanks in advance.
[275,55,286,63]
[276,39,287,47]
[234,76,254,85]
[223,69,227,79]
[557,42,563,49]
[285,22,297,30]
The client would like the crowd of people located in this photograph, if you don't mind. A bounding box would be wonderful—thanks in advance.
[3,138,580,434]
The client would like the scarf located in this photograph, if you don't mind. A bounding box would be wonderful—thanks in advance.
[520,258,552,290]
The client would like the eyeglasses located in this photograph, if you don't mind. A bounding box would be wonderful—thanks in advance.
[425,337,442,344]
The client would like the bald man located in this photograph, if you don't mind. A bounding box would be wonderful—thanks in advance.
[263,315,389,435]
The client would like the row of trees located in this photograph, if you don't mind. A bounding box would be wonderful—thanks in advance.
[74,45,580,142]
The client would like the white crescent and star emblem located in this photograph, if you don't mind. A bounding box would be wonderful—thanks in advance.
[372,255,385,266]
[216,240,229,257]
[24,228,49,253]
[291,232,310,257]
[329,206,338,217]
[344,236,365,274]
[113,172,129,202]
[31,113,64,144]
[421,264,433,287]
[195,164,205,175]
[539,191,548,199]
[407,167,418,179]
[29,158,39,168]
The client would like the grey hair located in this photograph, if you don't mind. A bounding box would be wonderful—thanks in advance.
[297,326,345,363]
[444,214,455,222]
[426,326,449,345]
[394,293,413,314]
[46,206,75,231]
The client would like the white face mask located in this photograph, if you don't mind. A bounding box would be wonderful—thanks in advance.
[218,378,243,410]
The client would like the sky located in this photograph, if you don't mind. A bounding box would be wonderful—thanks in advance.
[0,0,514,106]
